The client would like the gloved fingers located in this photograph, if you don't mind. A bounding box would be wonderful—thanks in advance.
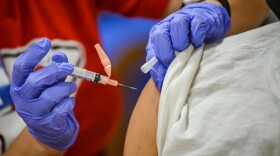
[26,98,75,138]
[203,11,220,41]
[57,112,79,150]
[12,38,51,87]
[150,61,167,91]
[51,112,79,143]
[37,82,77,116]
[24,97,76,131]
[50,112,78,140]
[190,16,208,48]
[145,37,156,62]
[19,62,74,99]
[40,97,75,131]
[52,97,75,118]
[41,82,76,104]
[150,21,175,68]
[205,8,231,42]
[185,2,231,45]
[52,51,70,82]
[170,14,191,52]
[34,110,79,151]
[52,51,69,63]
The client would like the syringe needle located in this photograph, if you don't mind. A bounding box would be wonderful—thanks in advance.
[38,61,138,90]
[118,83,138,90]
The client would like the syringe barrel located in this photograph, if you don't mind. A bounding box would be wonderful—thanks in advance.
[71,67,108,85]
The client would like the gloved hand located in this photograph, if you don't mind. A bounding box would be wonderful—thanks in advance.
[146,2,231,90]
[10,38,79,151]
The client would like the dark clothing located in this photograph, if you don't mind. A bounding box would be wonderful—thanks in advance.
[267,0,280,19]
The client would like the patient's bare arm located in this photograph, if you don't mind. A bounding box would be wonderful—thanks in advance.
[124,78,160,156]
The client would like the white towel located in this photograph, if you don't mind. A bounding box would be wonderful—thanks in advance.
[157,22,280,156]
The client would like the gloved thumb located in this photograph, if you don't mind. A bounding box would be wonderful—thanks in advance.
[52,97,75,117]
[52,51,70,82]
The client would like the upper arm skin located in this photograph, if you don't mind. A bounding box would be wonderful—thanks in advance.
[124,78,160,156]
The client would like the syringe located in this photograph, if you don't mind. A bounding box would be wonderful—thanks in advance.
[38,61,138,90]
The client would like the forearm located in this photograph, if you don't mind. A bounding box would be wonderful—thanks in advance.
[4,128,65,156]
[164,0,270,35]
[124,79,160,156]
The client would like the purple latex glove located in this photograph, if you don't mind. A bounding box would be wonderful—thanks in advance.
[10,38,79,151]
[146,2,231,90]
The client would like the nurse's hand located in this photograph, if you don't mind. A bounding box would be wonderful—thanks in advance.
[10,38,79,151]
[146,2,231,90]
